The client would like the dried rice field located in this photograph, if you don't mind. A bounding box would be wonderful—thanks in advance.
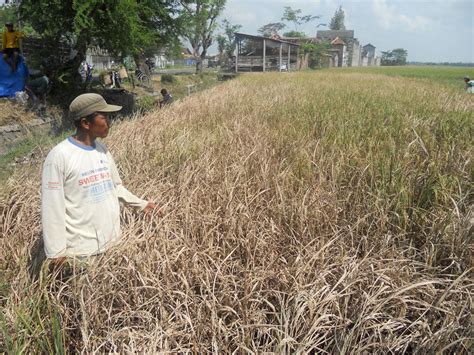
[1,68,473,353]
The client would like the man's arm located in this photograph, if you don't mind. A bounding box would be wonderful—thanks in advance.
[41,158,67,258]
[2,31,6,50]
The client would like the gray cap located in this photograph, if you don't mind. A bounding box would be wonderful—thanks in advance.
[69,93,122,120]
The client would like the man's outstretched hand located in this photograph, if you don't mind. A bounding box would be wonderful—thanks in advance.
[143,202,162,217]
[49,256,67,270]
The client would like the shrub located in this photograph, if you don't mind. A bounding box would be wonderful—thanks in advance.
[161,74,176,84]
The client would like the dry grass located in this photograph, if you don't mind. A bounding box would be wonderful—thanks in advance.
[0,70,473,353]
[0,100,38,126]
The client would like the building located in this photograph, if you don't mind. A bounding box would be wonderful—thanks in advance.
[316,30,379,67]
[234,32,299,72]
[85,46,114,70]
[362,44,376,66]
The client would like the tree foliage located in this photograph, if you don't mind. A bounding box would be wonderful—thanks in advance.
[300,41,331,68]
[329,6,345,30]
[258,22,285,37]
[258,6,320,38]
[281,6,320,32]
[216,19,241,65]
[282,31,306,38]
[17,0,181,85]
[0,2,17,27]
[181,0,226,73]
[381,48,408,66]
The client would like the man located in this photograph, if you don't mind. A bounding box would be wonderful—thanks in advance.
[41,93,156,267]
[2,22,23,72]
[159,88,173,108]
[25,67,50,105]
[463,76,474,93]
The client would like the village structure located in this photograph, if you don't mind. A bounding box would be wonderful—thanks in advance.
[14,29,380,75]
[234,29,380,72]
[39,29,380,74]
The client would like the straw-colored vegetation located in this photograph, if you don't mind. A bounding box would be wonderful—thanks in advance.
[0,100,38,126]
[1,69,472,352]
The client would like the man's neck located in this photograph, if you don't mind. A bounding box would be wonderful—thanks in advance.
[73,130,95,147]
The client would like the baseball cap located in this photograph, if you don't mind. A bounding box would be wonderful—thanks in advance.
[69,93,122,120]
[5,22,13,27]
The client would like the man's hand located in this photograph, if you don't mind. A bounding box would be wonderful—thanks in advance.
[143,202,162,217]
[49,256,67,269]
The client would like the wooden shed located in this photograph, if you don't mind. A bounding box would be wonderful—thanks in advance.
[234,33,299,73]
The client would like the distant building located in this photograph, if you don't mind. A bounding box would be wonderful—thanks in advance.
[153,50,174,69]
[329,37,348,67]
[234,32,299,72]
[85,46,113,70]
[316,30,379,67]
[362,44,376,66]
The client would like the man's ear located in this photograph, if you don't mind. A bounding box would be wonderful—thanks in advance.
[80,117,90,130]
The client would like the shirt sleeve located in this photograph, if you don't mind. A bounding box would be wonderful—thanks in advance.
[41,155,67,258]
[107,151,148,210]
[2,31,6,50]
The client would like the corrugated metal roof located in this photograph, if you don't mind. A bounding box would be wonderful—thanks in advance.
[234,32,300,46]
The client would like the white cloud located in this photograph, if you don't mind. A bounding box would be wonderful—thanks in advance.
[372,0,432,31]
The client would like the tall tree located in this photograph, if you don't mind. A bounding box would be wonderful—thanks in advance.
[181,0,226,73]
[221,19,241,58]
[281,6,320,32]
[216,34,226,64]
[258,22,285,37]
[216,19,240,66]
[329,6,345,30]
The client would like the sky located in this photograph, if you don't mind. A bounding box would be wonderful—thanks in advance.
[219,0,474,63]
[1,0,471,62]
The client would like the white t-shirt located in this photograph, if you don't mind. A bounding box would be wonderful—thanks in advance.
[41,138,147,258]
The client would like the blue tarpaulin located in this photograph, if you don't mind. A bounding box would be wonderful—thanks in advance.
[0,55,29,97]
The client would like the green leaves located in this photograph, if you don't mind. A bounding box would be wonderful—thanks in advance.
[19,0,182,59]
[381,48,408,66]
[181,0,227,72]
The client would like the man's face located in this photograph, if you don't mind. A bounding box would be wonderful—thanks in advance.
[84,112,110,138]
[6,25,13,32]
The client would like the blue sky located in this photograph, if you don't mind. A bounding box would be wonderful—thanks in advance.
[219,0,473,62]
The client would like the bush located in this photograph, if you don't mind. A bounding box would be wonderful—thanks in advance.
[161,74,176,84]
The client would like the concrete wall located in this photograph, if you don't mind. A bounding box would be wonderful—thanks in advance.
[0,116,55,156]
[351,43,361,67]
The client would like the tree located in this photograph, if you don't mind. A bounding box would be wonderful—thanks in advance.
[281,6,320,32]
[282,30,306,38]
[258,22,286,37]
[381,48,408,66]
[259,7,320,38]
[18,0,182,86]
[181,0,226,73]
[0,2,17,26]
[329,6,345,30]
[216,19,241,65]
[300,41,331,69]
[216,34,226,64]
